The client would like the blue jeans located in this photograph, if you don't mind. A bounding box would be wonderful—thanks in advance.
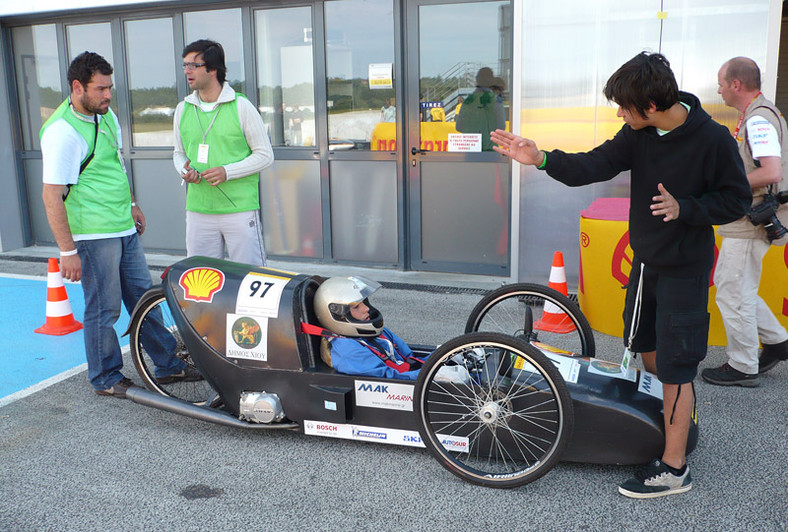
[77,233,184,390]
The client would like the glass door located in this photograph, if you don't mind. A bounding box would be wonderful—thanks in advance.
[405,0,512,275]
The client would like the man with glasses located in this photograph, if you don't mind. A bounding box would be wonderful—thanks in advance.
[40,51,201,398]
[173,39,274,265]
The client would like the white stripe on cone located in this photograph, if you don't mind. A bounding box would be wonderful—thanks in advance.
[46,299,74,318]
[47,271,65,288]
[543,300,563,314]
[548,267,567,285]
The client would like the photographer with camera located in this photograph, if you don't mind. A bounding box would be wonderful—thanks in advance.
[702,57,788,388]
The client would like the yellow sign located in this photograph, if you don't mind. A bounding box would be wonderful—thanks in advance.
[578,200,788,346]
[371,122,459,151]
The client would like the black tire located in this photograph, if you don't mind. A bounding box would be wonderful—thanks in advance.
[128,288,216,405]
[465,283,596,358]
[414,332,574,488]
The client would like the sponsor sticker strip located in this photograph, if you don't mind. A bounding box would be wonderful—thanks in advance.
[303,421,468,453]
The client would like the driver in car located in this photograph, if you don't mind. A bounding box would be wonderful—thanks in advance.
[314,276,426,380]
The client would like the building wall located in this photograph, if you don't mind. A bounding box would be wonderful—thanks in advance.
[0,32,27,251]
[516,0,775,284]
[0,0,782,285]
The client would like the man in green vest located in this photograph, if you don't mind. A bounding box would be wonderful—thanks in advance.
[41,52,201,398]
[173,39,274,265]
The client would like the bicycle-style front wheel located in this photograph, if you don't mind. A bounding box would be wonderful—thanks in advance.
[414,332,574,488]
[465,283,595,358]
[128,288,216,405]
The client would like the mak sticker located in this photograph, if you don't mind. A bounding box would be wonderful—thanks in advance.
[355,380,414,412]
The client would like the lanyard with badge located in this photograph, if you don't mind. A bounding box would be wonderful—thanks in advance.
[194,103,222,164]
[189,103,237,207]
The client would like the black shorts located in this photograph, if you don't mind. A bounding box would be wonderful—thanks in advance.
[622,259,711,384]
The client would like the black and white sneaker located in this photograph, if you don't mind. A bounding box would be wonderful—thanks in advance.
[618,459,692,499]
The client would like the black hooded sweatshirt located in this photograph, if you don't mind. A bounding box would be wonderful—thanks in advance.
[543,91,752,277]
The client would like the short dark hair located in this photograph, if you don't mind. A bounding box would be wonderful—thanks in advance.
[723,57,761,91]
[67,51,113,90]
[183,39,227,84]
[603,52,679,119]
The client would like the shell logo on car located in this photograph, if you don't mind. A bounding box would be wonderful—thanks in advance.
[179,267,225,303]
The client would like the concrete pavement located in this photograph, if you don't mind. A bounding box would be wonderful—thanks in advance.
[0,249,786,531]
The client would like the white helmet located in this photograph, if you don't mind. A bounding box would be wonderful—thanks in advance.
[314,276,383,337]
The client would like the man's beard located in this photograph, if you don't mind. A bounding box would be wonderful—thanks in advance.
[80,94,110,115]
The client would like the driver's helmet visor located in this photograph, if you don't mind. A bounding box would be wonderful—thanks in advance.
[347,276,381,303]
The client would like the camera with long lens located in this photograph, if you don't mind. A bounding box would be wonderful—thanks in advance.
[747,191,788,242]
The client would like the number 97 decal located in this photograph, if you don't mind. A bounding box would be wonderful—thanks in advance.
[235,273,290,318]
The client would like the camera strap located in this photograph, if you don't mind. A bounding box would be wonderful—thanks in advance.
[62,113,99,202]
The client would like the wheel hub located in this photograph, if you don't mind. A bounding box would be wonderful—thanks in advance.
[479,401,503,425]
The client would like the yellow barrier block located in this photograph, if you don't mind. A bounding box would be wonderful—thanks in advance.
[371,121,459,152]
[578,198,788,346]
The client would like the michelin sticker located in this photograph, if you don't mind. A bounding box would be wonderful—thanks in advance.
[355,380,414,411]
[235,272,290,318]
[226,314,268,361]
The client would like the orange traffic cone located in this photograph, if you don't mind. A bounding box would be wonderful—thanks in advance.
[534,251,576,334]
[35,257,83,336]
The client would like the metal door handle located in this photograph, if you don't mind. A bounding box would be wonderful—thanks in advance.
[411,147,428,155]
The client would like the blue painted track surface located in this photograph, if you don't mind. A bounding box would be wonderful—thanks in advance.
[0,274,129,401]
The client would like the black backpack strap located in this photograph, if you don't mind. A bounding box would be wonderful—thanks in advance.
[62,114,99,202]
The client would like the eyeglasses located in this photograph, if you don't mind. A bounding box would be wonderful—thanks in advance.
[182,62,206,71]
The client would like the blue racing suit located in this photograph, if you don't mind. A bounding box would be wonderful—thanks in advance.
[326,328,422,380]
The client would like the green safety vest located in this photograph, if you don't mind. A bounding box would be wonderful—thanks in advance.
[179,94,260,214]
[40,100,133,236]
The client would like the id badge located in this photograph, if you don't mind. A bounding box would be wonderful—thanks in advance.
[197,144,210,164]
[620,347,632,374]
